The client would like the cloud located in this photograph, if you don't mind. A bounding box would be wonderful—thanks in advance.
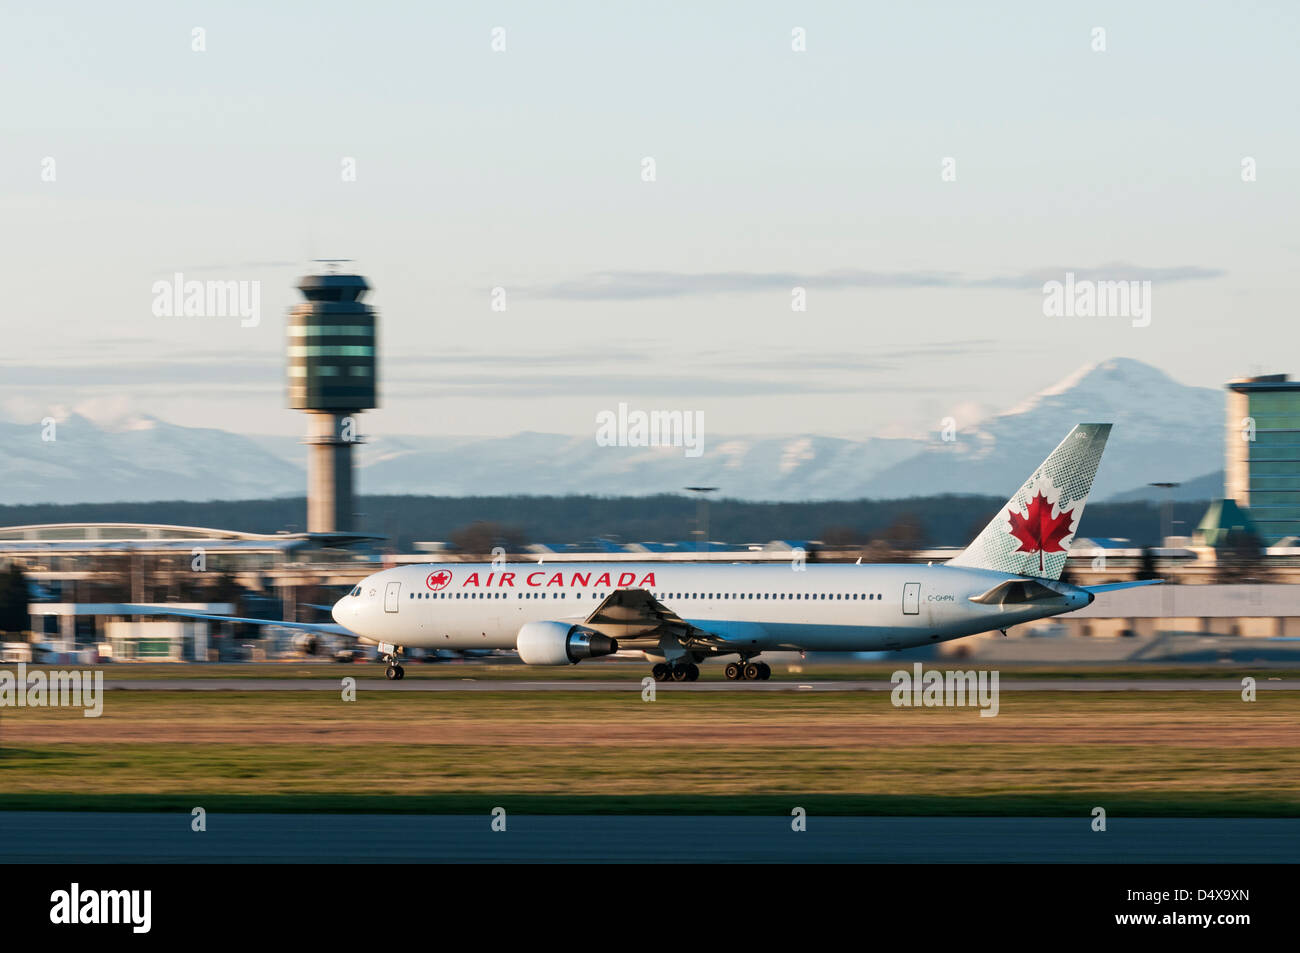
[0,338,994,405]
[705,339,1004,372]
[166,260,303,272]
[394,375,957,400]
[0,361,277,386]
[526,263,1227,300]
[385,347,651,368]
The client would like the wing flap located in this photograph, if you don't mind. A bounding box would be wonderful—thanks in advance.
[581,588,749,652]
[583,588,689,641]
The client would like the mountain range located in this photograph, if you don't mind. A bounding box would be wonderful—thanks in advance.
[3,358,1226,505]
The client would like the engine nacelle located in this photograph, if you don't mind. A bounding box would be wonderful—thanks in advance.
[516,621,619,665]
[292,633,320,656]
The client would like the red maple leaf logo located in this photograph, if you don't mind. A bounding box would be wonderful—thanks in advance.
[1006,490,1075,574]
[426,570,452,591]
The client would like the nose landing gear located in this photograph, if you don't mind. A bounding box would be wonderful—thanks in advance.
[381,644,406,680]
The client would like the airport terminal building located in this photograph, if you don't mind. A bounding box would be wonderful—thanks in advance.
[0,522,374,660]
[1,518,1299,663]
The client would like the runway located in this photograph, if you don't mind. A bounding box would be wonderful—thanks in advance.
[1,812,1293,863]
[100,678,1300,692]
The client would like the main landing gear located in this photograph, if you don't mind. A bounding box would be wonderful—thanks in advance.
[724,661,771,681]
[651,661,699,682]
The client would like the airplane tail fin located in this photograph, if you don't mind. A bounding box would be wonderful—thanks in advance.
[948,423,1111,580]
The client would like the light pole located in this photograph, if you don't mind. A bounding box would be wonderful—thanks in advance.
[1148,482,1181,546]
[684,486,718,554]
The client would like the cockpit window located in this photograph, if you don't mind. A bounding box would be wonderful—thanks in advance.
[351,586,362,597]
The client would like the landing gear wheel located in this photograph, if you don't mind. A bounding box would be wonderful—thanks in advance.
[652,662,670,682]
[685,663,700,682]
[671,663,691,682]
[757,662,771,681]
[394,665,405,680]
[385,665,399,680]
[743,662,761,681]
[724,662,742,681]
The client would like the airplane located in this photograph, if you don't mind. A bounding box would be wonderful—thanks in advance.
[132,423,1159,682]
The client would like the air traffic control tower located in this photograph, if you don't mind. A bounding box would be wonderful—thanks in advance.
[288,268,377,534]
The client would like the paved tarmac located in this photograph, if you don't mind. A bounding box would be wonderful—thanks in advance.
[1,812,1294,863]
[99,678,1300,692]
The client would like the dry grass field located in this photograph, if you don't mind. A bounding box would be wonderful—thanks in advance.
[1,684,1296,815]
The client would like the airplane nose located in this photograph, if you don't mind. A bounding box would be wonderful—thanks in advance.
[331,595,350,627]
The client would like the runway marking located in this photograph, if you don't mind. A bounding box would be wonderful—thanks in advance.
[0,812,1294,863]
[100,678,1300,692]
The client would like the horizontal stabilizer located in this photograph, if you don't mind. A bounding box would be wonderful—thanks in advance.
[1080,579,1163,594]
[968,579,1066,605]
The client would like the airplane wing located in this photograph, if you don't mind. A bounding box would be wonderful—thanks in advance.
[117,605,356,637]
[582,588,690,641]
[576,588,775,659]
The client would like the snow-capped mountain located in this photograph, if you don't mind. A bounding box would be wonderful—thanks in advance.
[0,414,303,505]
[352,432,928,499]
[855,358,1225,500]
[0,358,1226,504]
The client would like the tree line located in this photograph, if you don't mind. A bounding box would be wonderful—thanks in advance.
[0,493,1213,552]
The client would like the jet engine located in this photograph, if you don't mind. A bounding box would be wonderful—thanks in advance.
[292,633,320,656]
[516,621,618,665]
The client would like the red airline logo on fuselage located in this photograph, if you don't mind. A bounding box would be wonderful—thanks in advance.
[449,570,657,589]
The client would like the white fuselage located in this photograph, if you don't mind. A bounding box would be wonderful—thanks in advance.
[331,561,1092,656]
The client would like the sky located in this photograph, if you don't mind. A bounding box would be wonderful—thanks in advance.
[2,1,1298,441]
